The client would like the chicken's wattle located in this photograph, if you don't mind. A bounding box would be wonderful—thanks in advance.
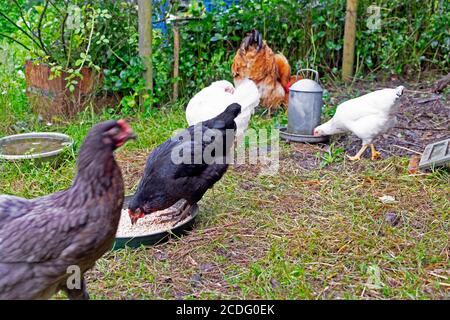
[128,209,145,225]
[283,82,292,94]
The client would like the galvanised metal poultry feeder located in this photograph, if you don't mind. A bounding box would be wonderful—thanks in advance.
[280,69,328,143]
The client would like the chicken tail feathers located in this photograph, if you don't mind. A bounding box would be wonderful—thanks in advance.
[395,85,405,97]
[274,54,292,89]
[242,29,264,52]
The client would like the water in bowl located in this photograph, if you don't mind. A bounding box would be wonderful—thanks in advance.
[0,138,70,156]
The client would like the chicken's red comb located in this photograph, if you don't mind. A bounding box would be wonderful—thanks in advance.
[117,119,129,129]
[117,119,133,135]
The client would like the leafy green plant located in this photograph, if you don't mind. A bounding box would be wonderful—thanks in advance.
[0,1,140,94]
[317,143,344,167]
[103,56,145,113]
[321,89,337,120]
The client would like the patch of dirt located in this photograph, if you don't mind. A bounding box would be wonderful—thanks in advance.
[281,143,323,170]
[115,149,149,192]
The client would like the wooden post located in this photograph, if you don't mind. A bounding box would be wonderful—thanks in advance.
[172,22,180,102]
[138,0,153,110]
[342,0,358,82]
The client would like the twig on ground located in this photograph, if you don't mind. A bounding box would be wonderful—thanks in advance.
[392,145,422,155]
[394,126,448,131]
[415,97,440,104]
[388,136,423,148]
[403,89,433,94]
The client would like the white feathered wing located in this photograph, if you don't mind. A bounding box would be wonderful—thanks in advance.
[185,79,260,141]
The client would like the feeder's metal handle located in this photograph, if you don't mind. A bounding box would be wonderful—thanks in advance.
[296,69,319,82]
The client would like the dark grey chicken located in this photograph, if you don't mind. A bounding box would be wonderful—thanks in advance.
[0,119,135,300]
[128,103,241,225]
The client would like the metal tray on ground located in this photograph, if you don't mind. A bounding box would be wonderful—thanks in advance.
[0,132,73,162]
[279,127,329,143]
[113,196,199,250]
[419,138,450,170]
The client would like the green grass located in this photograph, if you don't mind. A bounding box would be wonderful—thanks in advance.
[82,156,447,300]
[0,42,449,300]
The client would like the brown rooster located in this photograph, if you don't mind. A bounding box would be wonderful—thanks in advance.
[0,119,135,299]
[232,29,299,111]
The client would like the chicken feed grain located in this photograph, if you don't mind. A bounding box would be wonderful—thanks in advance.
[116,204,193,237]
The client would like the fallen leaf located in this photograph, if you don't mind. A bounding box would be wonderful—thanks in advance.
[378,195,397,204]
[408,155,421,175]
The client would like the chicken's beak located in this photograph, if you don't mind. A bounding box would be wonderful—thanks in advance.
[127,132,137,141]
[128,209,145,225]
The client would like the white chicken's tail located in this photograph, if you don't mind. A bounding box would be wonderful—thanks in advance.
[232,79,261,141]
[233,79,260,114]
[395,85,405,97]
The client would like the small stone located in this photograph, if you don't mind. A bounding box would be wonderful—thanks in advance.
[173,291,185,300]
[190,274,202,287]
[199,264,215,272]
[154,250,168,261]
[270,278,280,289]
[385,212,400,226]
[240,182,253,190]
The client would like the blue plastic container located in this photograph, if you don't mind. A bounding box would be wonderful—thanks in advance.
[153,0,239,34]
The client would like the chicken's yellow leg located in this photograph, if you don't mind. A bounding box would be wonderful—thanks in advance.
[347,144,369,161]
[370,144,381,160]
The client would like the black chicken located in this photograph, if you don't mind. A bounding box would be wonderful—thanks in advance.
[128,103,241,225]
[0,120,135,300]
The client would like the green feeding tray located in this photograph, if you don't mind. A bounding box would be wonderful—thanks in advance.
[113,195,199,250]
[419,138,450,170]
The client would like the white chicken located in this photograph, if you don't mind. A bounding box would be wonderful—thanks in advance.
[313,86,405,161]
[185,78,261,142]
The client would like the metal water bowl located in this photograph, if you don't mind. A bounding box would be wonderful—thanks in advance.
[0,132,73,162]
[280,69,328,143]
